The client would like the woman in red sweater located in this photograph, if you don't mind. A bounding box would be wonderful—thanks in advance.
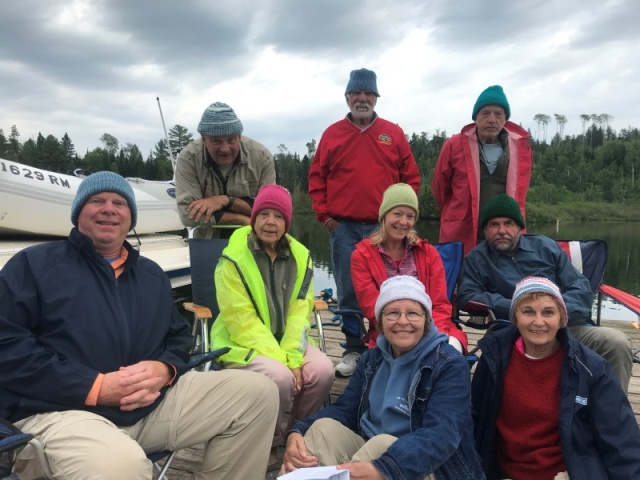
[351,183,468,352]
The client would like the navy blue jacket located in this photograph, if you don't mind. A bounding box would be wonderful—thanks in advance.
[292,342,485,480]
[457,234,594,326]
[472,326,640,479]
[0,229,192,426]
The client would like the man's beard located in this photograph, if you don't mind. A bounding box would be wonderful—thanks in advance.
[490,233,520,253]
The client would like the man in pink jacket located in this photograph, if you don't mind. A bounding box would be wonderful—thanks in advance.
[432,85,532,255]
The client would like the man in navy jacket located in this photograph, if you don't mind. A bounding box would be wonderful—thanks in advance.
[0,172,278,480]
[457,193,633,393]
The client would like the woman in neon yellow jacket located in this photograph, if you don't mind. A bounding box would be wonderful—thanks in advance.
[210,184,334,466]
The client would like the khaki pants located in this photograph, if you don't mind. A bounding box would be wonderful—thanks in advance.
[303,418,436,480]
[569,324,632,394]
[232,344,334,446]
[14,370,278,480]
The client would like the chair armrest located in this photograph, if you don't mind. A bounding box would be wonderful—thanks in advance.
[462,301,493,316]
[183,302,212,320]
[187,347,231,370]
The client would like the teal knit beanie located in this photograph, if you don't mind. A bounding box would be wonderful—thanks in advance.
[71,171,137,230]
[345,68,380,96]
[479,194,524,230]
[472,85,510,120]
[378,183,419,222]
[197,102,243,137]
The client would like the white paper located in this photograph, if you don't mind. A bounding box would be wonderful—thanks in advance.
[277,466,350,480]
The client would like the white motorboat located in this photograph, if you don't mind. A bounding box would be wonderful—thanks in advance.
[0,158,183,236]
[0,158,191,290]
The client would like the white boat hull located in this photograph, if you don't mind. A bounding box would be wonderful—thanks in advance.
[0,158,183,237]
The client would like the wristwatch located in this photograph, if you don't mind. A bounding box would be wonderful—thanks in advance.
[226,195,236,210]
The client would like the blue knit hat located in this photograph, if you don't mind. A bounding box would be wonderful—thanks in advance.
[71,171,137,230]
[472,85,510,120]
[197,102,244,137]
[510,276,568,327]
[345,68,380,97]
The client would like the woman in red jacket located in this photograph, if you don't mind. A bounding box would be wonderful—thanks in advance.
[351,183,468,352]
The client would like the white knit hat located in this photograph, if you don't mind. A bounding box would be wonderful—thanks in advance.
[374,276,432,320]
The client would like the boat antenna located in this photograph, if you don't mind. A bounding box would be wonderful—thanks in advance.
[157,97,177,175]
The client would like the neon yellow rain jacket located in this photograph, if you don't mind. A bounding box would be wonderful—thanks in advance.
[210,226,315,368]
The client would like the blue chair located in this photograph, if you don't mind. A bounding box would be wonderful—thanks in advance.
[433,241,484,365]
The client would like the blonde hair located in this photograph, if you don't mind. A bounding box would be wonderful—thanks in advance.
[369,221,420,247]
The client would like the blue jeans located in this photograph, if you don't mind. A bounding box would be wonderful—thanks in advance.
[329,220,378,354]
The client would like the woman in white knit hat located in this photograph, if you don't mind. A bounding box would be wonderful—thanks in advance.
[282,275,484,479]
[472,276,640,480]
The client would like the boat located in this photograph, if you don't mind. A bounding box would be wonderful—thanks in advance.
[0,158,191,290]
[0,158,183,236]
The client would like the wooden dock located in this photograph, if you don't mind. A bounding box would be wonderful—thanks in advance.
[158,317,640,479]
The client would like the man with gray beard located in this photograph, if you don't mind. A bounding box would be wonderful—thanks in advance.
[457,194,633,393]
[308,68,420,377]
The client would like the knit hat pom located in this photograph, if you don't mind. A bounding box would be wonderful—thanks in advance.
[510,276,568,327]
[374,276,432,321]
[345,68,380,97]
[71,171,137,230]
[251,184,293,232]
[479,194,525,230]
[197,102,243,137]
[472,85,510,120]
[378,183,419,222]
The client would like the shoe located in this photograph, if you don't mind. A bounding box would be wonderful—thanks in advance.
[335,352,361,377]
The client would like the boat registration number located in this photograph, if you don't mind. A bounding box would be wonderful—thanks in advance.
[1,161,71,188]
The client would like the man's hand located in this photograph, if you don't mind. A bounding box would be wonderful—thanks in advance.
[337,462,384,479]
[187,196,230,224]
[97,361,171,411]
[280,432,318,474]
[290,368,303,395]
[325,218,340,233]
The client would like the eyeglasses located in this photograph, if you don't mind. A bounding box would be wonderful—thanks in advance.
[382,310,425,322]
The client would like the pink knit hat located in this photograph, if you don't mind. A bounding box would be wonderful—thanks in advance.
[251,185,293,232]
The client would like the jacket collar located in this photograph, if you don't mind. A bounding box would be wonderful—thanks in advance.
[68,227,139,266]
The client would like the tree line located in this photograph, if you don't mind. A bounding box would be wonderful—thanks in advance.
[2,115,640,222]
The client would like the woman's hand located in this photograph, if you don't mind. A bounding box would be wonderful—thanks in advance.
[280,432,318,474]
[291,367,303,395]
[337,461,384,479]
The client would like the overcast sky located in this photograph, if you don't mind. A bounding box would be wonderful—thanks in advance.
[1,0,638,161]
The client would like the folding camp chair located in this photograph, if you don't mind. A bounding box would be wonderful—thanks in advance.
[557,239,640,363]
[433,241,483,365]
[1,417,32,479]
[182,237,230,367]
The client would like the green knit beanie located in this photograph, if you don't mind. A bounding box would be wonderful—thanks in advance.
[378,183,419,222]
[479,194,524,230]
[472,85,511,120]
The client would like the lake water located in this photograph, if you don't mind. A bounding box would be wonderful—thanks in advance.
[290,216,640,320]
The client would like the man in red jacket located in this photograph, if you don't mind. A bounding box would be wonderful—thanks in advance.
[308,68,420,377]
[432,85,532,255]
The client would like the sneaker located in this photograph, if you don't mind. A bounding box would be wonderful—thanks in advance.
[335,352,361,377]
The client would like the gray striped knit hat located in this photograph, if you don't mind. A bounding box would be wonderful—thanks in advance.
[197,102,244,137]
[71,171,137,230]
[510,276,568,327]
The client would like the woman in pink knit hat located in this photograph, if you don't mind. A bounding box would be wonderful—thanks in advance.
[210,184,334,468]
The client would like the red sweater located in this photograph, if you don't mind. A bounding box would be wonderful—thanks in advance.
[351,238,468,351]
[497,345,567,480]
[309,115,420,224]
